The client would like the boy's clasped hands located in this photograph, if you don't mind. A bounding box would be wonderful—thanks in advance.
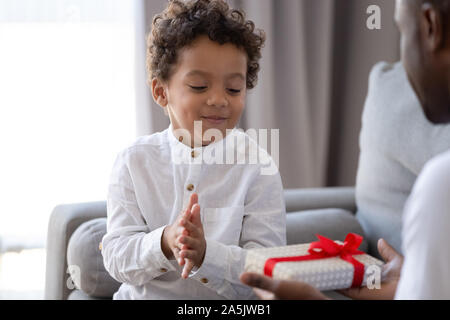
[162,193,207,279]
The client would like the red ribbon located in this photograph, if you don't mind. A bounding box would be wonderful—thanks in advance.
[263,233,365,288]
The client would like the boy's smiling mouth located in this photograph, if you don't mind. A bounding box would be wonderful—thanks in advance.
[201,115,228,125]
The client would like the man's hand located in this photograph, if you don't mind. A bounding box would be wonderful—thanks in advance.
[178,202,206,279]
[338,238,403,300]
[161,193,198,263]
[240,273,329,300]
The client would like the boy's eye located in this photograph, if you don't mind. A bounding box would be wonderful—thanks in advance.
[189,85,207,91]
[227,88,241,94]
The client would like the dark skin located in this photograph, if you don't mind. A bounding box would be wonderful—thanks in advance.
[400,0,450,123]
[240,0,450,300]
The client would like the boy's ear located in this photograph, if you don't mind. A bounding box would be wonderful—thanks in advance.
[151,77,168,108]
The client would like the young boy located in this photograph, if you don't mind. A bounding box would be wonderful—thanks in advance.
[101,0,286,300]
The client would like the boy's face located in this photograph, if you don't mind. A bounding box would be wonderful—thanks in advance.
[153,35,247,147]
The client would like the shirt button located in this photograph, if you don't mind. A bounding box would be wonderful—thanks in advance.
[98,242,102,251]
[200,278,209,284]
[160,268,168,273]
[186,184,194,191]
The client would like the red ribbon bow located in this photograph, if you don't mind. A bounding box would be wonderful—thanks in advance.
[263,233,365,288]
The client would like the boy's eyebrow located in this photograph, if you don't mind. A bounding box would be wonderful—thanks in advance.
[227,72,246,81]
[185,70,246,80]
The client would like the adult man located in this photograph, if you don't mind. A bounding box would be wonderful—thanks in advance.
[240,0,450,299]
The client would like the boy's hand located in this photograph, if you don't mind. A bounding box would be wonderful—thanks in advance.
[178,203,206,278]
[161,193,198,262]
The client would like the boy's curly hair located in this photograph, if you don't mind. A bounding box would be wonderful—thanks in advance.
[147,0,266,89]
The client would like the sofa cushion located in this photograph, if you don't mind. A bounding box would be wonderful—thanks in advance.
[67,218,120,298]
[67,289,109,300]
[286,208,368,252]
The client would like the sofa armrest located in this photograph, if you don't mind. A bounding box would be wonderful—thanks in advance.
[284,187,356,213]
[44,201,107,300]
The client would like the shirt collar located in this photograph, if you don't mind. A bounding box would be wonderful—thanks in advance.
[167,123,237,152]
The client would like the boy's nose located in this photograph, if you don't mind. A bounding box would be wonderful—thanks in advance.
[206,91,229,107]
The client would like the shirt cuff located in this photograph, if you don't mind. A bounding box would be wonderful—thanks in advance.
[140,225,177,276]
[188,239,227,290]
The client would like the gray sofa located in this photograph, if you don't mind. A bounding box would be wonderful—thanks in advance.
[45,186,366,300]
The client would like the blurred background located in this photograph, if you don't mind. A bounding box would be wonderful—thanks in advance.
[0,0,398,299]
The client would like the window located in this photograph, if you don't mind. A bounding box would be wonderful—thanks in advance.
[0,0,137,298]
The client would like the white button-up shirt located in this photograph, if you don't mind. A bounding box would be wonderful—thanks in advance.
[101,125,286,300]
[395,150,450,299]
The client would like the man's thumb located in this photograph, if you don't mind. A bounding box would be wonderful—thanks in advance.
[377,238,397,263]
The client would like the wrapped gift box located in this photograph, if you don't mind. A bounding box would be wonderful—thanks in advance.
[244,234,384,291]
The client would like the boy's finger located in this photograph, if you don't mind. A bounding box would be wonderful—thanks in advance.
[184,193,198,218]
[176,240,184,251]
[175,234,191,251]
[178,235,199,249]
[182,259,195,279]
[176,240,189,251]
[177,193,198,222]
[190,204,202,227]
[173,248,186,266]
[179,218,200,237]
[180,208,190,222]
[175,225,188,239]
[181,209,188,220]
[173,248,180,262]
[180,249,197,261]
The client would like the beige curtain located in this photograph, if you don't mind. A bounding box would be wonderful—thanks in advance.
[135,0,399,188]
[135,0,170,136]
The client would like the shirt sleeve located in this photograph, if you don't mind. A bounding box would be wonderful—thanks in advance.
[101,150,176,286]
[188,162,287,299]
[395,154,450,299]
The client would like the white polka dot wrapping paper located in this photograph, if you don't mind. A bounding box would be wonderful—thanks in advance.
[244,237,385,291]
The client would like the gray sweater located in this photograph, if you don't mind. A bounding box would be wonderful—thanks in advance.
[355,61,450,257]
